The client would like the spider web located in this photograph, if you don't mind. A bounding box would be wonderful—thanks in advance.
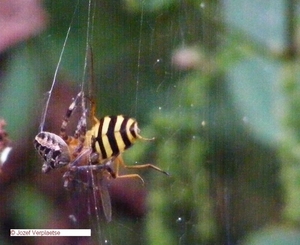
[39,0,111,243]
[1,1,287,244]
[38,1,202,245]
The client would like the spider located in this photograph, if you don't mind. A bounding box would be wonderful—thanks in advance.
[34,91,168,221]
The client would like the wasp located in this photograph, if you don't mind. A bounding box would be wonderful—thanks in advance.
[34,91,168,221]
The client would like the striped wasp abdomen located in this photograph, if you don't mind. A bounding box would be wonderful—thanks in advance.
[88,115,153,161]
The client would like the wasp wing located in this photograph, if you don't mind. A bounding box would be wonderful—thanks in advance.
[98,177,112,222]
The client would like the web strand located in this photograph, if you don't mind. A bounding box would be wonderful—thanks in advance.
[81,0,94,94]
[82,0,104,240]
[39,1,79,132]
[135,1,145,117]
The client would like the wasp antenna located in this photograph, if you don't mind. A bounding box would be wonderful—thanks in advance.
[138,135,155,141]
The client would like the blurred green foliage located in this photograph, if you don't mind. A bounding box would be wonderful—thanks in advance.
[242,226,300,245]
[145,72,216,244]
[280,63,300,222]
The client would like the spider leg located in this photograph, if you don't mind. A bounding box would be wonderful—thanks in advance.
[73,93,87,154]
[63,165,94,191]
[59,91,88,158]
[60,91,84,141]
[63,160,113,190]
[63,157,113,222]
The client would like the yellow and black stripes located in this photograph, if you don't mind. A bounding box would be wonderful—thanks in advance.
[92,115,139,160]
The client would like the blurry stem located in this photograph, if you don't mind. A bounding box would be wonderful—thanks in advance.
[286,0,297,58]
[280,62,300,223]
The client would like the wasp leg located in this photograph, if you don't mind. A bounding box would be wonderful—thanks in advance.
[114,156,169,185]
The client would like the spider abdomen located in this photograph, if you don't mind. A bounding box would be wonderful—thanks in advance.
[88,115,143,161]
[34,132,71,173]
